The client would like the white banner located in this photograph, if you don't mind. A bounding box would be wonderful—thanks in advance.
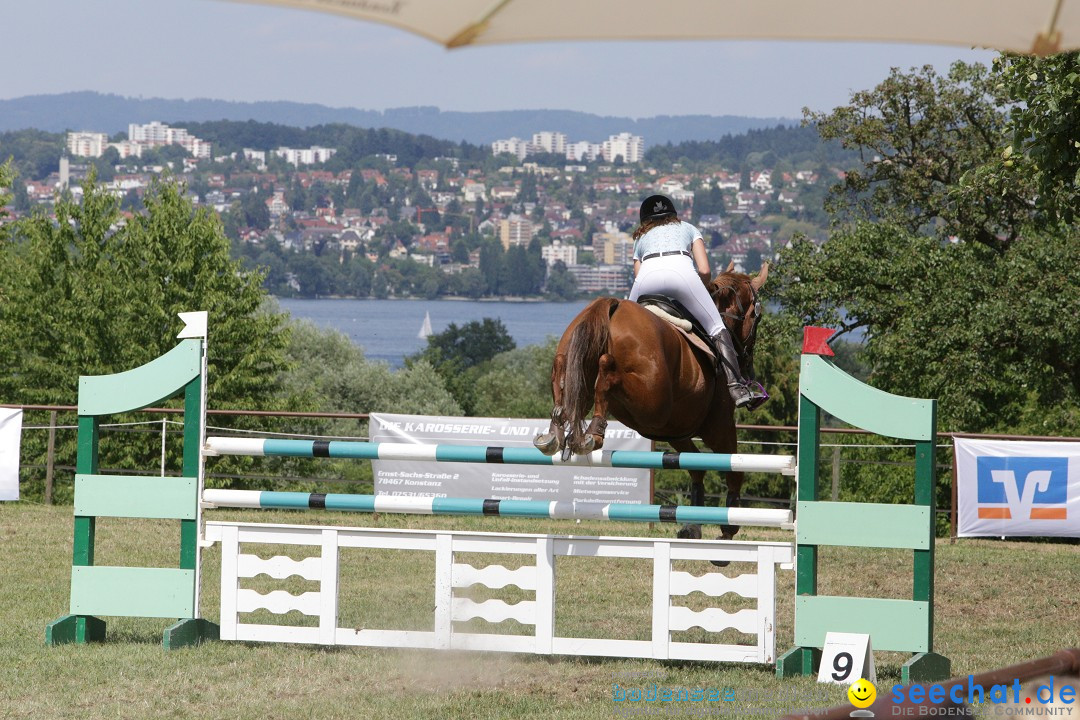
[0,409,23,501]
[370,413,652,504]
[955,438,1080,538]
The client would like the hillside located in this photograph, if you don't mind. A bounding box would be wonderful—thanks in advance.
[0,92,796,145]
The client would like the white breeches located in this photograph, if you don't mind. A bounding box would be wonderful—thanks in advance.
[628,255,726,337]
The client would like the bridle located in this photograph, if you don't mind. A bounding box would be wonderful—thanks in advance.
[710,276,762,365]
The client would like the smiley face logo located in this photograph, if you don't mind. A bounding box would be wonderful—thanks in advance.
[848,678,876,708]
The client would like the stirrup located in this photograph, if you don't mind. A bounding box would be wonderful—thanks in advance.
[746,381,769,410]
[728,382,754,408]
[729,381,769,410]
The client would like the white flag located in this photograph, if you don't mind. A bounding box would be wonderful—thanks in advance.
[0,409,23,501]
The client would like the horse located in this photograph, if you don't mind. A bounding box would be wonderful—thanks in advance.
[533,263,768,543]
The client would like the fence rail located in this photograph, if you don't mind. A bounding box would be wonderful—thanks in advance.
[6,404,1078,541]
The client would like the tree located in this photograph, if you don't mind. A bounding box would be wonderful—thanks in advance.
[994,51,1080,225]
[471,340,558,418]
[544,260,579,301]
[774,224,1080,434]
[807,62,1028,252]
[0,160,12,228]
[411,318,516,413]
[0,174,292,484]
[773,56,1080,435]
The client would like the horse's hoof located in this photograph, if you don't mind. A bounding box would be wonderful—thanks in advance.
[561,445,573,462]
[710,533,733,567]
[533,432,559,456]
[572,435,596,455]
[676,524,702,540]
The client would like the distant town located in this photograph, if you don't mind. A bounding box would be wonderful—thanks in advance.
[4,119,842,299]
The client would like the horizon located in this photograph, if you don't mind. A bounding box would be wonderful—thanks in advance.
[9,0,995,120]
[4,90,801,123]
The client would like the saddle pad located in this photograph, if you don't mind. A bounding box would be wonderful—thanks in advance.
[642,305,716,361]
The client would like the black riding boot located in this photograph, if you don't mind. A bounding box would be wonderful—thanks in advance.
[709,329,764,409]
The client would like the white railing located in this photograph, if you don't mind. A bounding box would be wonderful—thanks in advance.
[205,521,793,664]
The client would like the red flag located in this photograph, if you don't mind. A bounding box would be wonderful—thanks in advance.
[802,326,836,356]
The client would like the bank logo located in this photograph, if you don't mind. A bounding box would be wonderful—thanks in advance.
[976,456,1068,521]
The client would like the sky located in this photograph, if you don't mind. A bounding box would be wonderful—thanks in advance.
[5,0,997,120]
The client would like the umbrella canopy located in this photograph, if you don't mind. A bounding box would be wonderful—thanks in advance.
[229,0,1076,54]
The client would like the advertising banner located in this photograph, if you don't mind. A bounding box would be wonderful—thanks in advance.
[371,413,652,504]
[0,408,23,501]
[955,437,1080,537]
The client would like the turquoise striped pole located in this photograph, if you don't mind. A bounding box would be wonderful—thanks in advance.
[204,437,796,475]
[201,489,794,528]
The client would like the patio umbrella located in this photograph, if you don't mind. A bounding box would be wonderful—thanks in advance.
[229,0,1077,54]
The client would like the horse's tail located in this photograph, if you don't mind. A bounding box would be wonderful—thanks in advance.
[563,298,618,452]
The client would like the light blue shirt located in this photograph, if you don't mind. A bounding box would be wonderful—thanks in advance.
[632,221,703,261]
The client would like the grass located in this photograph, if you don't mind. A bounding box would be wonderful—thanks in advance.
[2,502,1078,720]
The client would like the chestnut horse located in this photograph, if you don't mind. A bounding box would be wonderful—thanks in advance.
[533,263,767,541]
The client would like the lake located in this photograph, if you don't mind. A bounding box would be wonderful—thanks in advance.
[277,298,589,367]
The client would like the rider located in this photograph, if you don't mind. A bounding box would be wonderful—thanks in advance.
[628,194,766,409]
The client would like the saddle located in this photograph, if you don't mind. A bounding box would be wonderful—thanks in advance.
[636,294,717,364]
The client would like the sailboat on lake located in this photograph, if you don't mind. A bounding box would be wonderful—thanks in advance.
[418,311,433,340]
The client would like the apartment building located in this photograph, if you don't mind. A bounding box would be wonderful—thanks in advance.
[491,137,529,160]
[66,132,108,158]
[567,264,631,294]
[601,133,644,164]
[499,216,534,249]
[128,121,211,158]
[273,146,337,167]
[541,238,578,266]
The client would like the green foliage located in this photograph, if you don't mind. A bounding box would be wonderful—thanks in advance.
[544,260,578,301]
[808,62,1030,252]
[644,124,856,170]
[779,57,1080,440]
[996,52,1080,226]
[0,128,63,180]
[773,223,1080,434]
[412,318,516,414]
[0,174,291,495]
[0,159,11,227]
[183,120,485,167]
[472,339,557,418]
[279,320,460,418]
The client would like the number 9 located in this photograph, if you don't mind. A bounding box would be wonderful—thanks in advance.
[831,651,853,681]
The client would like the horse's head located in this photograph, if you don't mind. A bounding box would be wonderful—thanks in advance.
[708,261,768,377]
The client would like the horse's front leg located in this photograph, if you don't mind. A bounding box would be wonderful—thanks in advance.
[533,353,568,456]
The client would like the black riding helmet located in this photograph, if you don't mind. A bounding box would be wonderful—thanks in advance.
[639,194,677,223]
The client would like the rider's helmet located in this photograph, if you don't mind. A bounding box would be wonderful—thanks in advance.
[639,194,677,223]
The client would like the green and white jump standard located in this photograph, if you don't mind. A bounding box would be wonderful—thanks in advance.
[775,327,950,683]
[45,312,218,649]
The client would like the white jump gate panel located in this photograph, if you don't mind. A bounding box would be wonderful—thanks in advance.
[205,521,793,663]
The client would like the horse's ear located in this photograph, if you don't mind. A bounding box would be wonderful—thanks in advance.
[751,262,769,290]
[725,260,735,273]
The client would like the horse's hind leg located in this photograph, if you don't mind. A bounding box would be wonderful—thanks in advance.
[571,353,615,454]
[533,352,568,456]
[719,470,744,541]
[701,425,744,543]
[669,438,705,540]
